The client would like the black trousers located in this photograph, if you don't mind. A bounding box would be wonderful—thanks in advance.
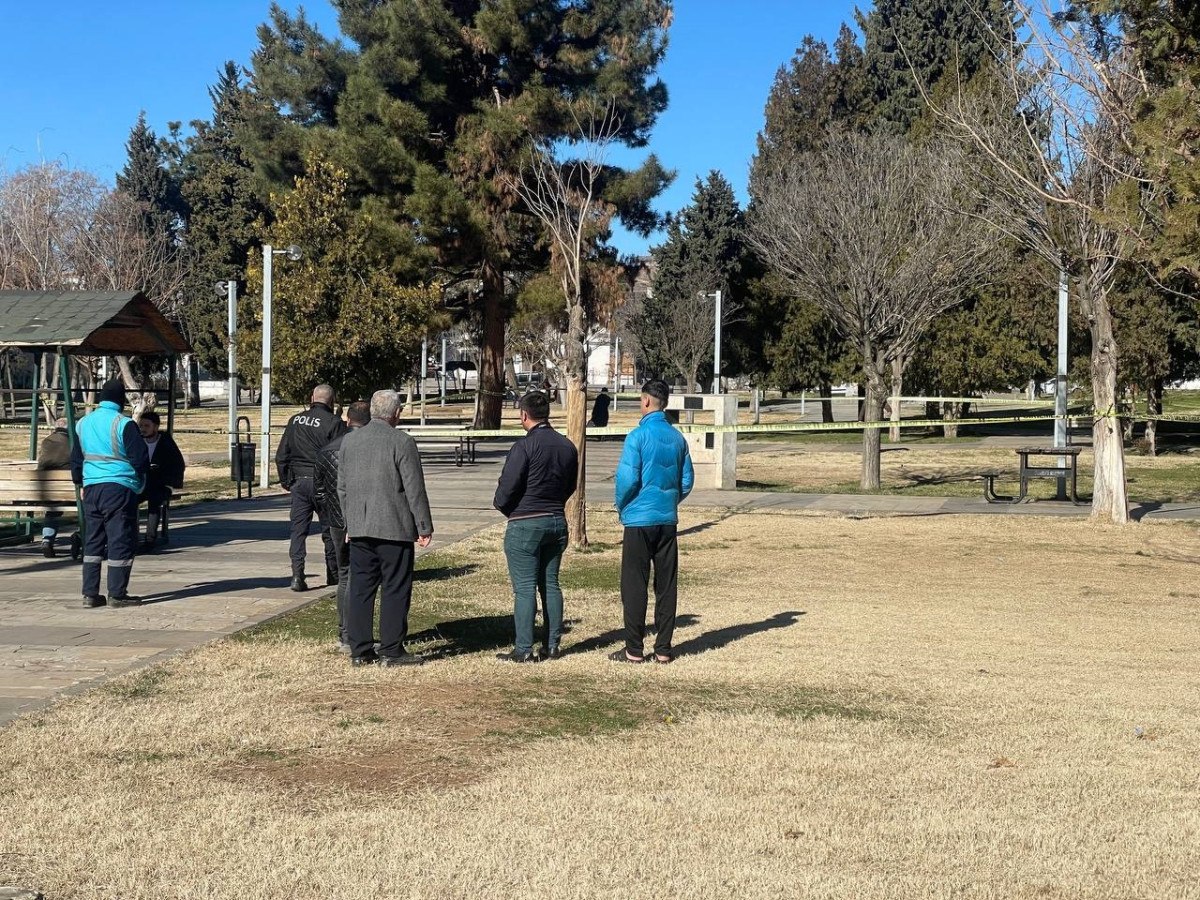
[346,538,415,659]
[620,524,679,656]
[288,476,337,578]
[82,483,139,598]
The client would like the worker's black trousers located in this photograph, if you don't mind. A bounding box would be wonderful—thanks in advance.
[82,483,139,598]
[346,538,415,660]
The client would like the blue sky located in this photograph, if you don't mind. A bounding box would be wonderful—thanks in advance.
[0,0,857,256]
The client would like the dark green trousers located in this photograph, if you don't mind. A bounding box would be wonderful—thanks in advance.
[503,515,569,655]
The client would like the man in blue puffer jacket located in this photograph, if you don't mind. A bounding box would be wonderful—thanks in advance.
[70,381,150,608]
[612,379,694,664]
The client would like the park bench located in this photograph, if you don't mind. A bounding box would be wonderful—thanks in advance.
[983,446,1083,505]
[0,461,186,556]
[397,424,478,467]
[0,463,83,558]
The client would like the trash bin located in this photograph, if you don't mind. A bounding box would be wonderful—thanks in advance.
[231,415,255,499]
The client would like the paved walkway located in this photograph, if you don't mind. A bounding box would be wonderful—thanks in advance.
[3,439,1197,726]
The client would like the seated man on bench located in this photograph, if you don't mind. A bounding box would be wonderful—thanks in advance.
[137,410,186,549]
[37,417,71,558]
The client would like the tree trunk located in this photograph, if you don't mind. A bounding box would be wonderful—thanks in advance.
[942,402,960,439]
[564,299,589,549]
[117,356,155,419]
[475,260,506,429]
[1088,302,1129,524]
[1146,378,1163,458]
[889,357,903,442]
[820,381,834,423]
[1,351,14,418]
[861,365,886,490]
[188,354,201,408]
[504,357,519,406]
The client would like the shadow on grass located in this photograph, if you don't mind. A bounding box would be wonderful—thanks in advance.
[674,610,805,657]
[414,563,481,582]
[565,613,701,656]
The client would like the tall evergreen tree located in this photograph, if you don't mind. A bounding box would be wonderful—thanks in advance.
[178,63,268,379]
[117,112,181,240]
[857,0,1013,133]
[633,172,746,390]
[243,0,674,427]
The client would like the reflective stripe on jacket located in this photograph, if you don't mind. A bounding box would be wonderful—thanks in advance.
[77,402,144,492]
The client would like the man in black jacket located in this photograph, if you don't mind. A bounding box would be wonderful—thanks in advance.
[276,384,347,592]
[315,400,370,650]
[493,391,579,662]
[137,410,186,550]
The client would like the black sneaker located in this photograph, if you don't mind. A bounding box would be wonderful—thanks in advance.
[496,651,538,664]
[542,647,563,661]
[379,653,424,667]
[290,576,307,593]
[350,652,380,667]
[42,540,56,559]
[108,595,143,608]
[82,595,106,609]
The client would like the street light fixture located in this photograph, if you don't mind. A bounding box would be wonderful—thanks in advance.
[260,243,303,489]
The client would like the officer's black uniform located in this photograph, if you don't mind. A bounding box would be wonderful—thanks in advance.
[276,402,347,589]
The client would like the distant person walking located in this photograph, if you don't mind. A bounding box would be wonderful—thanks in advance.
[71,381,150,608]
[612,380,694,664]
[314,400,371,652]
[137,410,186,550]
[36,417,71,558]
[337,389,434,667]
[276,384,347,592]
[493,391,578,663]
[589,387,612,428]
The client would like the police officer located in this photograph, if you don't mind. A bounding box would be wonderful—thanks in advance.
[70,381,150,608]
[276,383,347,592]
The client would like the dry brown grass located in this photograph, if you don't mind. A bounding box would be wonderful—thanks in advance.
[3,509,1200,898]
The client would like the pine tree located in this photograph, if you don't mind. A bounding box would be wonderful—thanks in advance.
[633,172,746,390]
[857,0,1013,133]
[243,1,674,426]
[178,63,268,379]
[117,112,181,240]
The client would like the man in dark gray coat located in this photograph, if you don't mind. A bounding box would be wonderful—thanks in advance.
[337,389,434,667]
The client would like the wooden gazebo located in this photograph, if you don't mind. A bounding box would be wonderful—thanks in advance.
[0,291,192,550]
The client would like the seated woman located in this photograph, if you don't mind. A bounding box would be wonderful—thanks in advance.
[137,410,186,549]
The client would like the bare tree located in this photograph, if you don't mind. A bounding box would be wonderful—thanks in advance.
[514,102,624,548]
[750,130,990,489]
[928,0,1151,524]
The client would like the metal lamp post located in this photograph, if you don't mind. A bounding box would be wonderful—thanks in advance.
[702,290,723,394]
[260,243,302,489]
[216,279,238,462]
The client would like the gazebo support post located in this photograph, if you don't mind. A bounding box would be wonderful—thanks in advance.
[29,352,42,461]
[59,350,84,557]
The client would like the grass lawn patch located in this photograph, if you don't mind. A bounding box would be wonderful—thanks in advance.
[3,510,1199,898]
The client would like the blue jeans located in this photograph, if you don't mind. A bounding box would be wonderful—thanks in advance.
[503,515,569,655]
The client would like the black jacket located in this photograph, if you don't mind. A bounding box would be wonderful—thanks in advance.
[314,431,349,530]
[493,422,579,519]
[143,432,186,496]
[276,403,347,487]
[590,392,612,427]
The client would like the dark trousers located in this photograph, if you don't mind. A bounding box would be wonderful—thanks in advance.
[288,477,337,578]
[620,524,679,657]
[82,483,139,598]
[503,515,569,655]
[346,538,415,659]
[328,525,351,642]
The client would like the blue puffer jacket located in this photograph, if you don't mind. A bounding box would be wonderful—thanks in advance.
[615,411,695,527]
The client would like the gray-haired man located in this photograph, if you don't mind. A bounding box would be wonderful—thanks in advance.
[337,390,434,667]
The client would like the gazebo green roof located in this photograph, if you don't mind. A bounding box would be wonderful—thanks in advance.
[0,291,191,355]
